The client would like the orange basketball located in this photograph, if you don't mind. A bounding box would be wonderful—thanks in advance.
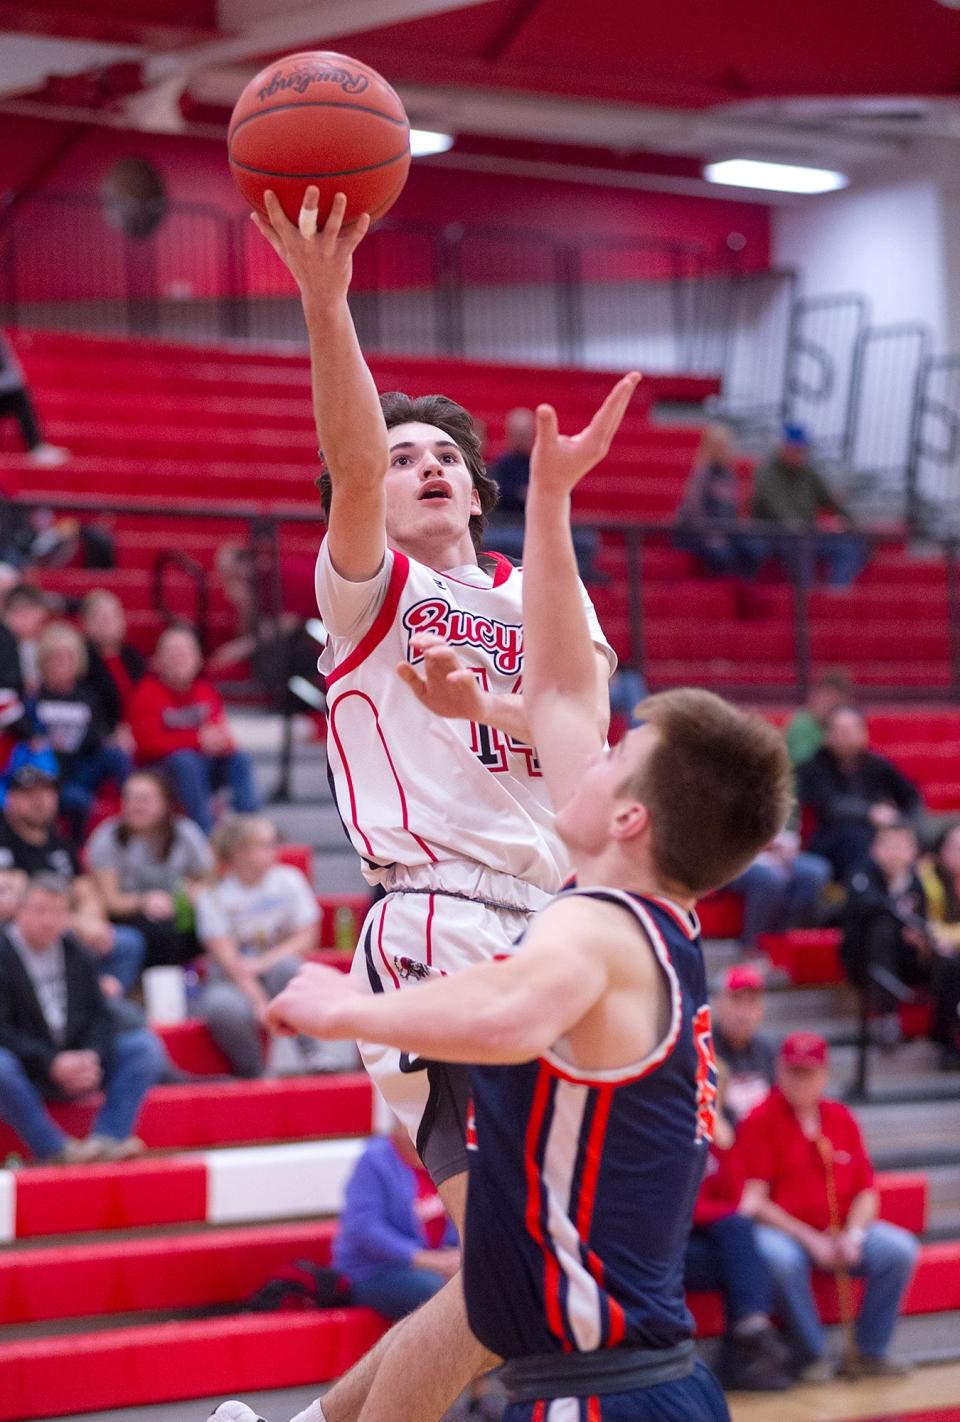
[228,51,411,226]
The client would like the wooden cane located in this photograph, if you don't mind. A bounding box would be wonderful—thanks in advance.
[816,1134,860,1378]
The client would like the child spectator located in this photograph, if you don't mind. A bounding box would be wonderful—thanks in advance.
[32,620,130,841]
[712,964,776,1125]
[195,815,346,1077]
[86,770,213,969]
[333,1117,460,1320]
[128,626,259,833]
[740,1033,918,1381]
[842,821,932,1048]
[0,873,163,1164]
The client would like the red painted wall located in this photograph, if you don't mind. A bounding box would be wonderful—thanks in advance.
[0,115,770,301]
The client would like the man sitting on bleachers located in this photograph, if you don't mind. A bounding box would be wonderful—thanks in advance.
[128,626,259,835]
[740,1032,918,1382]
[0,764,146,995]
[797,705,923,880]
[712,964,777,1125]
[725,829,831,953]
[751,424,866,589]
[0,873,163,1164]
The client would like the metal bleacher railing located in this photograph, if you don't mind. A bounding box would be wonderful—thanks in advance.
[3,190,960,530]
[9,496,960,711]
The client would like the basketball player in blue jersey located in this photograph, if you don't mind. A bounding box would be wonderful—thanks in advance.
[262,395,794,1421]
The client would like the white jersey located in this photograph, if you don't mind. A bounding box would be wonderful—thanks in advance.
[316,540,615,899]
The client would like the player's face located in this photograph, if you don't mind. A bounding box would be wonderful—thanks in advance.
[383,422,481,549]
[554,725,656,856]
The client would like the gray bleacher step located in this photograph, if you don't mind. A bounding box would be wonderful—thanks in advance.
[699,1314,960,1378]
[873,1144,960,1171]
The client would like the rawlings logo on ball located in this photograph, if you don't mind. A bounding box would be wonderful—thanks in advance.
[258,64,369,100]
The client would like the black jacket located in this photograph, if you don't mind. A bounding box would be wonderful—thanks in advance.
[85,642,146,735]
[0,622,33,741]
[797,747,922,830]
[0,930,116,1087]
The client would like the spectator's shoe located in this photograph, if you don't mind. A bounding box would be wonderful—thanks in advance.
[797,1355,838,1384]
[49,1136,107,1166]
[207,1403,268,1422]
[874,1014,902,1052]
[91,1135,146,1162]
[855,1354,912,1378]
[721,1329,793,1392]
[27,442,70,467]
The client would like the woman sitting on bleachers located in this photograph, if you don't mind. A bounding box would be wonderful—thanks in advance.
[918,822,960,1070]
[31,621,131,841]
[81,590,146,743]
[674,424,763,581]
[85,769,213,971]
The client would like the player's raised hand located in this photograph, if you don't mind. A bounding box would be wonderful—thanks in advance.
[265,962,365,1039]
[251,187,370,308]
[396,633,487,721]
[530,372,642,499]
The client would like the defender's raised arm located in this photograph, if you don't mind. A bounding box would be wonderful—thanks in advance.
[522,373,641,810]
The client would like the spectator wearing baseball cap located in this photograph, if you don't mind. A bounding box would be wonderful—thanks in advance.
[712,964,776,1125]
[751,425,867,588]
[739,1033,918,1381]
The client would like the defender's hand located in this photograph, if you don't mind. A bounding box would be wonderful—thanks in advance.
[397,634,487,722]
[251,188,370,310]
[266,962,364,1040]
[530,372,641,500]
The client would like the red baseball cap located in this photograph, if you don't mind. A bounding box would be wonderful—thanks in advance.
[723,965,765,994]
[780,1031,829,1069]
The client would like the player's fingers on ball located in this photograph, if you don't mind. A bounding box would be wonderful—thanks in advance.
[298,188,320,239]
[263,189,291,232]
[250,212,283,256]
[344,212,371,253]
[322,191,348,245]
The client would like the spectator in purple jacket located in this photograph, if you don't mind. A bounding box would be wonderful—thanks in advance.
[333,1119,459,1320]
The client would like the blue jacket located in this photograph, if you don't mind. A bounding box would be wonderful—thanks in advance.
[333,1137,458,1283]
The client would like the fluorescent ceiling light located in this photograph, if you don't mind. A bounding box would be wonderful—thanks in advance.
[703,159,848,194]
[410,129,454,157]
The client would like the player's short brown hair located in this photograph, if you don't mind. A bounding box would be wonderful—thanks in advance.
[315,391,499,555]
[620,688,793,895]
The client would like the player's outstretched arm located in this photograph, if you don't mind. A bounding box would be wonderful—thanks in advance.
[523,374,641,809]
[252,186,386,581]
[266,899,609,1065]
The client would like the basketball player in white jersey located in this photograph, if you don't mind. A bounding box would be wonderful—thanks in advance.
[222,187,624,1422]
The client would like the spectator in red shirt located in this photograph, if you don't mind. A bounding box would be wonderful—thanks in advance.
[127,628,259,834]
[740,1032,918,1381]
[683,1062,792,1392]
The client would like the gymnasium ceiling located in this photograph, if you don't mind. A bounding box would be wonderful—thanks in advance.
[2,0,960,196]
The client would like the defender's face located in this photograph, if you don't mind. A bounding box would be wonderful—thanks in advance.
[554,724,656,857]
[383,422,481,552]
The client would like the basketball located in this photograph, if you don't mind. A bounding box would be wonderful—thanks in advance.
[228,50,411,226]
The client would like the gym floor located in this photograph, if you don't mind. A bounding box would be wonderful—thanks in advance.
[34,1363,960,1422]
